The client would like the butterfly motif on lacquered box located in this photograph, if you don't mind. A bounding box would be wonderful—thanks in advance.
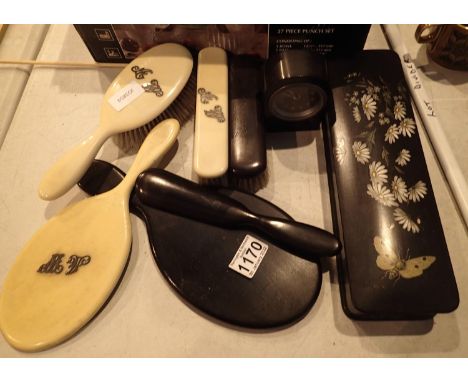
[373,235,435,281]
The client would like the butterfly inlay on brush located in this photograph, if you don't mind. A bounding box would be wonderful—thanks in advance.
[198,88,218,104]
[131,65,153,79]
[373,236,435,280]
[204,105,225,123]
[142,79,164,97]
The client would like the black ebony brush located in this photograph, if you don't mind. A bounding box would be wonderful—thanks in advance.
[136,169,341,260]
[228,54,268,192]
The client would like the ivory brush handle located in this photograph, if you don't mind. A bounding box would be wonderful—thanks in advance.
[39,131,108,200]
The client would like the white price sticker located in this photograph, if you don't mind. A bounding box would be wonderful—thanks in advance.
[108,81,145,111]
[229,235,268,279]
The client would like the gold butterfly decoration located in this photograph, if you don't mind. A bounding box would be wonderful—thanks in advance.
[373,236,435,280]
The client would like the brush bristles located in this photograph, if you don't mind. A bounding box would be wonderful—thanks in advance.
[113,71,197,153]
[196,168,269,194]
[197,173,230,188]
[206,29,238,52]
[229,170,269,193]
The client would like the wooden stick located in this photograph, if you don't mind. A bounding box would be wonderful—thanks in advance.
[0,59,127,68]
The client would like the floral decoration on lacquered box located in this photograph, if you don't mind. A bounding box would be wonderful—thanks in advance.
[325,51,458,318]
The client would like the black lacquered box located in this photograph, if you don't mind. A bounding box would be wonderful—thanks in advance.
[323,50,459,320]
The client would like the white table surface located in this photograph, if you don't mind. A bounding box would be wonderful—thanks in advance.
[0,24,467,357]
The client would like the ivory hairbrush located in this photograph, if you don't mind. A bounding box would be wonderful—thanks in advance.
[0,119,180,351]
[38,43,192,200]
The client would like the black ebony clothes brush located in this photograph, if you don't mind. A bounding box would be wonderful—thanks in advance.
[228,55,267,186]
[79,160,328,328]
[323,50,459,320]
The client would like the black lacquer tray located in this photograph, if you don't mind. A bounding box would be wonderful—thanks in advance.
[323,50,459,320]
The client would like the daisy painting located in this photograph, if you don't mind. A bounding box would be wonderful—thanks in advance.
[393,101,406,121]
[408,181,428,202]
[369,161,388,185]
[361,94,377,120]
[340,73,431,241]
[334,138,346,165]
[352,141,370,164]
[395,149,411,166]
[384,124,401,144]
[353,106,361,123]
[367,182,398,207]
[400,118,416,137]
[393,208,421,233]
[391,176,408,203]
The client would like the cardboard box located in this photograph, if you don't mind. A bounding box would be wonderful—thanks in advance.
[268,24,371,57]
[74,24,370,63]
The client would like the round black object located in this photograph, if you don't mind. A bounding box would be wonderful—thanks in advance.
[147,188,322,329]
[264,50,328,129]
[79,160,322,329]
[268,82,327,122]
